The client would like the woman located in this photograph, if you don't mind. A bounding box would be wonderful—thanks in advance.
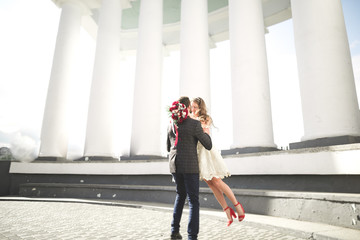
[190,97,245,227]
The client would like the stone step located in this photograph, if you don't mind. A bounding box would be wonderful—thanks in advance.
[20,183,177,204]
[19,182,360,231]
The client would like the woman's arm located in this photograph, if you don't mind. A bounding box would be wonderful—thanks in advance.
[200,117,211,134]
[195,121,212,150]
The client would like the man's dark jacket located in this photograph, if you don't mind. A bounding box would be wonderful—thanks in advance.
[167,117,212,173]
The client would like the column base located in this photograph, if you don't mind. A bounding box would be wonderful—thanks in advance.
[221,147,279,155]
[120,155,167,161]
[76,156,120,161]
[289,135,360,149]
[35,157,67,161]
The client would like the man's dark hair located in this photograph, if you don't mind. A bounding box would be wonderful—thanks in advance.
[178,96,190,108]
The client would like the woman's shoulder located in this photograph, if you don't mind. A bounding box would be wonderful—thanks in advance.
[199,115,212,126]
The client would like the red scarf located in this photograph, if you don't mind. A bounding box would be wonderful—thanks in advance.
[174,124,179,147]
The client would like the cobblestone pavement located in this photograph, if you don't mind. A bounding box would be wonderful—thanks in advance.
[0,201,305,240]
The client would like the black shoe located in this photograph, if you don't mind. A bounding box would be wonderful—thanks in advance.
[170,232,182,239]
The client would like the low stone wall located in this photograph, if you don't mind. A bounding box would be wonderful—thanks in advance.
[10,143,360,176]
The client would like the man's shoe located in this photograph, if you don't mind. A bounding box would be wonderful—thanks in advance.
[170,232,182,239]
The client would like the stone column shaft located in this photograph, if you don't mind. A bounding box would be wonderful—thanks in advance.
[179,0,210,106]
[84,0,122,157]
[130,0,163,156]
[291,0,360,140]
[229,0,276,149]
[39,1,84,158]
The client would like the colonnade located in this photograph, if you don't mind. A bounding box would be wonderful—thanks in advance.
[39,0,360,159]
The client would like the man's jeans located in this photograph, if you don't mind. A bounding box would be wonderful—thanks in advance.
[171,173,200,240]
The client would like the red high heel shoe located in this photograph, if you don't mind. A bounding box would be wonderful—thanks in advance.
[234,202,245,221]
[223,206,237,226]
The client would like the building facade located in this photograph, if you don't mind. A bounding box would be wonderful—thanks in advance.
[6,0,360,230]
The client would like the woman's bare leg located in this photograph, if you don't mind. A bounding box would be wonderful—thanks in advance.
[205,180,227,208]
[205,179,233,221]
[210,178,245,217]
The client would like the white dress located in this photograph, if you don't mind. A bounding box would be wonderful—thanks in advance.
[197,122,231,180]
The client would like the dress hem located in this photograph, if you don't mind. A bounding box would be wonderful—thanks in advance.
[200,173,231,181]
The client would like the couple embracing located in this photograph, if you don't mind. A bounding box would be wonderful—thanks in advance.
[166,96,245,240]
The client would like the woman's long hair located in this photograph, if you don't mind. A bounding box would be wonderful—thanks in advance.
[192,97,212,126]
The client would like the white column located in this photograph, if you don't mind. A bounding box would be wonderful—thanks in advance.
[291,0,360,140]
[229,0,276,149]
[130,0,163,156]
[179,0,211,106]
[84,0,123,157]
[39,1,86,158]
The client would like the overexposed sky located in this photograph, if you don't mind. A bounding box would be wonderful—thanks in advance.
[0,0,359,159]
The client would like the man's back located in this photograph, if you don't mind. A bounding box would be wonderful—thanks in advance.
[167,117,212,173]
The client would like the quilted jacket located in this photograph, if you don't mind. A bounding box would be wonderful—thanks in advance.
[167,117,212,173]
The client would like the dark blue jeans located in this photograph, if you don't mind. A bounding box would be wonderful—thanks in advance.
[171,173,199,240]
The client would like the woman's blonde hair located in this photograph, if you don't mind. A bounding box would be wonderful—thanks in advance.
[192,97,212,126]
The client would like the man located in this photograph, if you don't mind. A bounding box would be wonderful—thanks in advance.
[167,96,212,240]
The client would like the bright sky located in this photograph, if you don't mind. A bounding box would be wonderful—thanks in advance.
[0,0,359,159]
